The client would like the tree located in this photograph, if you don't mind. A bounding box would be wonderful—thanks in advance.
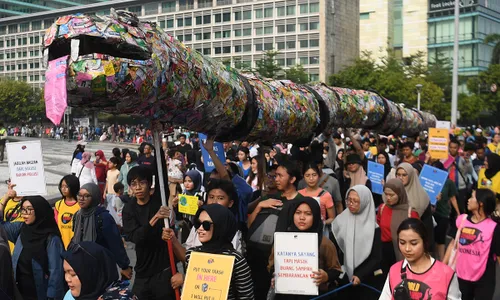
[484,33,500,65]
[0,79,45,123]
[328,51,378,90]
[466,64,500,116]
[427,52,453,101]
[254,50,282,79]
[284,64,309,84]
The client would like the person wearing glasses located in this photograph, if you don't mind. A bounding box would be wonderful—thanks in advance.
[0,196,65,300]
[331,185,383,300]
[54,175,80,249]
[69,183,132,281]
[62,241,137,300]
[122,165,176,299]
[396,163,434,252]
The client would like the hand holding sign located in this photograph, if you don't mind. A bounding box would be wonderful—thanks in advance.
[202,135,215,153]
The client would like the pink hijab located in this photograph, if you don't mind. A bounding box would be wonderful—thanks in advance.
[80,152,94,169]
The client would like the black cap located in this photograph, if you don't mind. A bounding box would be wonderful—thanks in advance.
[346,154,362,165]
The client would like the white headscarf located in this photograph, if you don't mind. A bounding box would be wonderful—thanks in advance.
[331,185,378,280]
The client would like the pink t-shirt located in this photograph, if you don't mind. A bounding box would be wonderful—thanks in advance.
[298,188,334,221]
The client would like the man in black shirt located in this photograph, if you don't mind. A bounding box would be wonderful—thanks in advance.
[176,134,192,156]
[137,143,156,169]
[123,166,175,299]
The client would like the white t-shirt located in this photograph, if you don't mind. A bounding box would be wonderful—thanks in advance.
[168,159,183,180]
[184,227,243,255]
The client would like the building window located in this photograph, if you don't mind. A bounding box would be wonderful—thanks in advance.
[309,74,318,81]
[178,35,184,42]
[235,45,242,52]
[277,42,285,50]
[204,15,211,24]
[277,25,285,33]
[235,29,242,36]
[223,46,231,53]
[310,39,319,47]
[300,4,308,14]
[31,21,42,30]
[167,19,174,28]
[286,58,296,66]
[299,57,308,65]
[196,16,202,25]
[129,6,142,15]
[310,3,319,12]
[277,7,285,16]
[286,6,295,16]
[287,24,296,32]
[161,1,175,13]
[255,28,263,35]
[264,7,273,18]
[0,66,3,71]
[255,43,263,51]
[300,40,308,48]
[264,42,273,50]
[43,19,53,29]
[223,12,230,22]
[243,10,252,20]
[264,26,273,34]
[203,32,211,39]
[310,22,319,30]
[8,25,17,34]
[255,9,263,19]
[286,41,296,49]
[300,23,308,31]
[215,47,222,54]
[184,34,192,41]
[360,12,370,20]
[310,56,319,64]
[215,14,222,22]
[243,28,251,36]
[215,31,222,38]
[243,44,251,52]
[177,18,183,27]
[223,30,230,38]
[20,23,29,32]
[203,48,211,55]
[185,17,192,26]
[234,11,242,20]
[0,26,6,35]
[276,58,285,66]
[0,53,3,59]
[0,41,3,48]
[144,3,158,15]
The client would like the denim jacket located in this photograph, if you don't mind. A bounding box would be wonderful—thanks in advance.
[1,222,65,300]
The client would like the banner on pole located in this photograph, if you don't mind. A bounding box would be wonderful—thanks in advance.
[274,232,319,296]
[6,140,47,196]
[182,251,235,300]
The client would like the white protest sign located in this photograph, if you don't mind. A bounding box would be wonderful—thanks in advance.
[6,140,47,196]
[274,232,318,296]
[436,120,451,129]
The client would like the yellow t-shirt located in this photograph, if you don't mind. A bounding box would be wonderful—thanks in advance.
[477,168,500,196]
[55,199,80,249]
[2,198,23,253]
[487,143,500,155]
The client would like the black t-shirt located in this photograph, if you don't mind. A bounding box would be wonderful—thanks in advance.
[177,143,192,156]
[17,250,37,300]
[122,196,172,278]
[137,155,155,167]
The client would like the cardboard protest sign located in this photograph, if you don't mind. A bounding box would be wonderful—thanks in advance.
[419,165,449,205]
[429,128,449,160]
[367,161,385,195]
[274,232,319,296]
[182,252,235,300]
[199,133,226,173]
[178,194,199,215]
[6,140,47,196]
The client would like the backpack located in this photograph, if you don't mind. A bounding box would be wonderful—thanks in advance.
[247,207,281,250]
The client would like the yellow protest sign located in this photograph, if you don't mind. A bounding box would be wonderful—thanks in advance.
[178,194,199,215]
[429,128,449,160]
[181,252,235,300]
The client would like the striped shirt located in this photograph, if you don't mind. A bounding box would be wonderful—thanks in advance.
[185,248,255,300]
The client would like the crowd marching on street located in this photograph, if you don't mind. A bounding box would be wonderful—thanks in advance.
[1,122,500,300]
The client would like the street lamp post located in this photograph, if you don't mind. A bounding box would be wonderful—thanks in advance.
[416,84,423,111]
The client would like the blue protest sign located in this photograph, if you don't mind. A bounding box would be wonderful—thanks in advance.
[199,133,226,173]
[419,164,449,205]
[367,161,385,195]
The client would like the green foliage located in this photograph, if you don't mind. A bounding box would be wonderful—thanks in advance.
[284,64,309,84]
[466,64,500,116]
[484,33,500,65]
[0,79,45,123]
[254,50,282,79]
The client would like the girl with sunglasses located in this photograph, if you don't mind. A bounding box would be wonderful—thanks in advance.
[0,196,65,300]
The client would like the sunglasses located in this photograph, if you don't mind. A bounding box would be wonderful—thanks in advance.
[194,220,213,231]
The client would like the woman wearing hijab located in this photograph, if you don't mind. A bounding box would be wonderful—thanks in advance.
[377,179,419,274]
[268,197,343,299]
[75,152,97,186]
[331,185,383,300]
[0,226,14,299]
[396,162,434,252]
[478,153,500,196]
[184,205,254,299]
[0,196,65,300]
[342,154,372,207]
[94,150,108,196]
[62,241,137,300]
[70,183,132,280]
[118,150,138,195]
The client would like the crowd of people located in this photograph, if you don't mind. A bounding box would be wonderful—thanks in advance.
[0,125,500,300]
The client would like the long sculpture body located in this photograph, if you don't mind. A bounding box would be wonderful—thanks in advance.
[43,10,436,144]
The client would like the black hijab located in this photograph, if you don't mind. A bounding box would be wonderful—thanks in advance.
[20,196,61,273]
[486,153,500,180]
[376,151,392,179]
[195,204,237,253]
[61,241,118,300]
[286,197,323,247]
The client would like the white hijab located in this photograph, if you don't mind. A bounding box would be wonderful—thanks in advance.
[331,185,378,279]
